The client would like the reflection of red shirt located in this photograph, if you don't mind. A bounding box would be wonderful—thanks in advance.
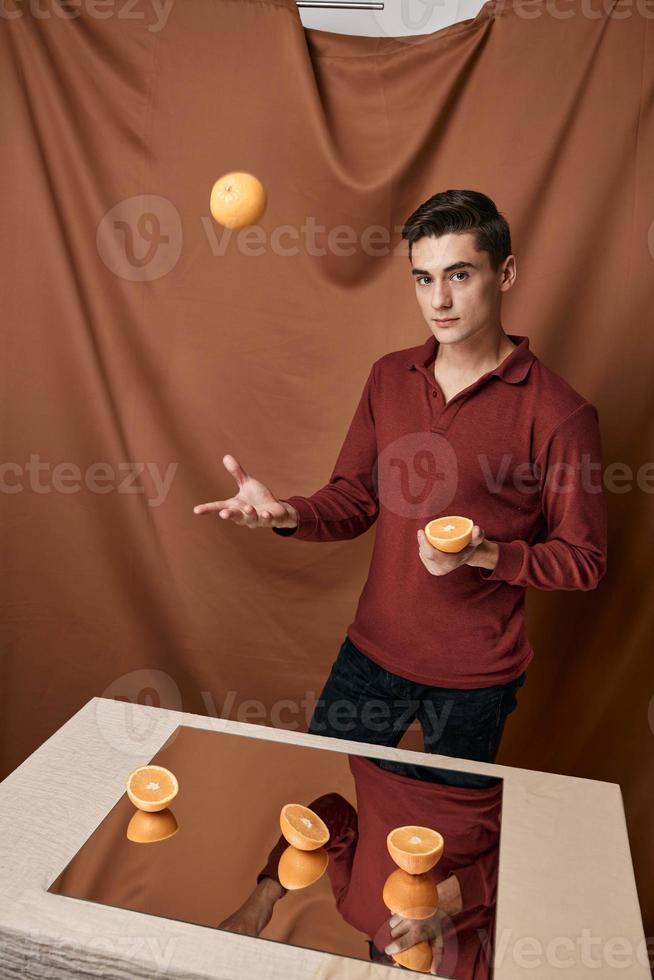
[341,757,502,979]
[258,755,502,979]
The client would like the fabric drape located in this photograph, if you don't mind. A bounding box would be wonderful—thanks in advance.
[2,0,652,938]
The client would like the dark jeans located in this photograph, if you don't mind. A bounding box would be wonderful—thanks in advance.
[308,635,527,764]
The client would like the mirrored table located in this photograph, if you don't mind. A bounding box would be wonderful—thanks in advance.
[48,725,503,975]
[0,697,648,980]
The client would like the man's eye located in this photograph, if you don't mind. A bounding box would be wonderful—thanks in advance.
[451,272,468,281]
[417,276,431,285]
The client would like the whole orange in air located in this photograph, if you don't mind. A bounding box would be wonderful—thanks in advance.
[387,825,444,875]
[277,844,328,890]
[391,941,433,973]
[126,807,179,843]
[126,765,179,812]
[280,803,330,851]
[382,868,439,920]
[209,171,267,229]
[424,515,473,553]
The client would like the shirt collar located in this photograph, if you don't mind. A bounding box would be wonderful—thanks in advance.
[407,333,535,384]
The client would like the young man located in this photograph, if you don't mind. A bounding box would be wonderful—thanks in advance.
[194,189,607,763]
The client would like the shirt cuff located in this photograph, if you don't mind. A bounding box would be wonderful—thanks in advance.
[478,540,524,584]
[271,497,318,539]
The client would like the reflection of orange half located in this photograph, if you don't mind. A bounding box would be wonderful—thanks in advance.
[392,941,433,973]
[382,868,439,920]
[127,807,179,843]
[424,516,473,553]
[387,825,444,875]
[280,803,329,851]
[126,765,178,812]
[277,845,328,890]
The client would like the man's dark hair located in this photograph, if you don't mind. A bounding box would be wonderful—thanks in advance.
[401,189,512,271]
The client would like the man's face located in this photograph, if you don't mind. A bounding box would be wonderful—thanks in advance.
[410,232,516,346]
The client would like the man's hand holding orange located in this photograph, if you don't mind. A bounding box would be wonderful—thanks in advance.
[417,525,493,575]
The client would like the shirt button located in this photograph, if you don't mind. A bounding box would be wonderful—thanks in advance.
[432,390,438,398]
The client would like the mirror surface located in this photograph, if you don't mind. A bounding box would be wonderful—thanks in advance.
[48,726,502,976]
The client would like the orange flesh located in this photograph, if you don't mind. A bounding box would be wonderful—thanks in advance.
[427,516,471,538]
[128,767,176,803]
[282,804,328,845]
[390,826,442,854]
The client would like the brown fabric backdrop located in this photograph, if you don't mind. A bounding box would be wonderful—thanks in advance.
[2,0,653,942]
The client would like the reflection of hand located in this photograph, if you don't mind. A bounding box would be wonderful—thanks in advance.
[384,875,463,972]
[384,907,444,959]
[217,877,286,937]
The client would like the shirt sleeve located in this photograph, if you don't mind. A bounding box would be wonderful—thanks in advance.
[271,362,380,542]
[478,402,607,590]
[448,852,497,911]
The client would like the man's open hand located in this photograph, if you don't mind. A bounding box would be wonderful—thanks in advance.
[193,454,297,529]
[417,525,486,575]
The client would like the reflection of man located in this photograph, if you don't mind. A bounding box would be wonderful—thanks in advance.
[194,189,607,762]
[218,755,502,977]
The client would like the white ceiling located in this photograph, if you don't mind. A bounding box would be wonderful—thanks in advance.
[297,0,486,37]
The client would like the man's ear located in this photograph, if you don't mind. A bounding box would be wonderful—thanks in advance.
[499,254,517,291]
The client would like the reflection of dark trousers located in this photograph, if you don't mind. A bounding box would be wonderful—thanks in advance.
[257,791,357,913]
[308,635,527,763]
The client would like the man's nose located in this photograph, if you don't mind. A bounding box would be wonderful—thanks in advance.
[430,283,452,310]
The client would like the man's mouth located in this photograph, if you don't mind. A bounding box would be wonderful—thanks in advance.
[433,317,459,324]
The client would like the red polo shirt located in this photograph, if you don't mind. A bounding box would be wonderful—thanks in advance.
[273,334,607,687]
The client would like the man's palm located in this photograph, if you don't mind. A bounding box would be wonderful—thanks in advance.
[193,454,291,528]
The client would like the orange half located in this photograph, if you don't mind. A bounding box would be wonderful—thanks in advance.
[126,807,179,844]
[382,868,439,920]
[387,825,444,875]
[277,844,328,890]
[392,941,433,973]
[280,803,329,851]
[424,515,473,553]
[126,765,179,812]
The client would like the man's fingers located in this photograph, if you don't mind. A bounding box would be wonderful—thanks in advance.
[222,453,248,488]
[193,496,276,527]
[193,502,247,520]
[193,501,229,515]
[386,931,420,955]
[459,528,484,558]
[417,528,437,559]
[470,524,485,544]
